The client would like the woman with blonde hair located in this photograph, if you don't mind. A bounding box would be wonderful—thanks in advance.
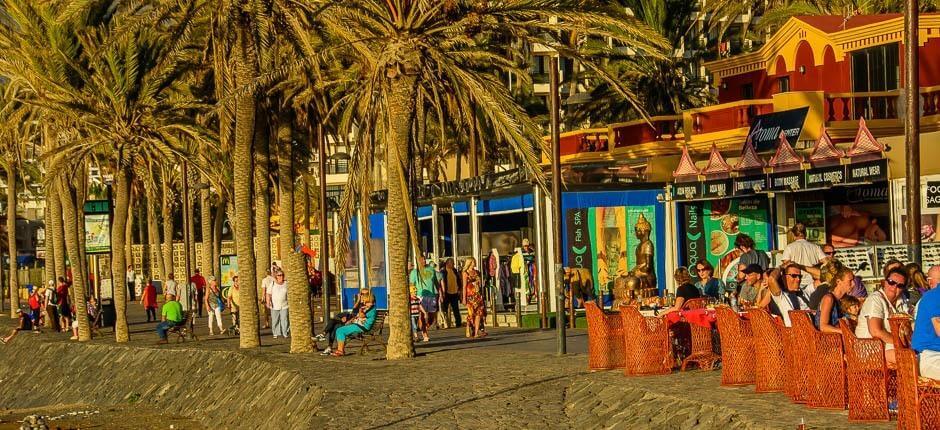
[332,291,378,356]
[462,257,486,338]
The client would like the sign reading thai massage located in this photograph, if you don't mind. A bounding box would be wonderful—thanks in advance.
[745,107,809,152]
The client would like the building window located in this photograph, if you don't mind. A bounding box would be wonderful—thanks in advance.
[326,154,349,174]
[777,76,790,93]
[852,43,899,119]
[741,83,754,100]
[326,185,343,207]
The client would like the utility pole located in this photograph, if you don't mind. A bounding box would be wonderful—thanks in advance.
[318,124,331,321]
[905,0,922,264]
[550,55,565,356]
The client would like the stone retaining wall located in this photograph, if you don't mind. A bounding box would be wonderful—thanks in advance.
[0,342,324,429]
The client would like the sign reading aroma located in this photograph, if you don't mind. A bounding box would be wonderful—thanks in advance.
[746,107,809,152]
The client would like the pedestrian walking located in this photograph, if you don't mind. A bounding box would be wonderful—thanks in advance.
[141,280,158,322]
[270,269,290,338]
[205,278,225,336]
[440,258,462,328]
[191,268,207,317]
[410,256,439,342]
[56,277,71,332]
[27,289,42,332]
[260,267,276,329]
[126,264,136,301]
[164,273,178,300]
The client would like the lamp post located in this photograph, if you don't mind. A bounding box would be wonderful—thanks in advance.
[905,0,922,264]
[318,124,331,321]
[549,55,565,356]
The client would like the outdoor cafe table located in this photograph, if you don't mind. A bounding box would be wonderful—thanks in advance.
[664,308,718,329]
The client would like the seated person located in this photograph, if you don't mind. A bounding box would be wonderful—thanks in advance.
[693,260,723,300]
[667,267,701,313]
[317,289,372,355]
[855,268,908,365]
[0,309,34,344]
[331,297,378,356]
[156,294,184,344]
[913,280,940,380]
[736,264,764,308]
[839,295,861,322]
[769,263,813,326]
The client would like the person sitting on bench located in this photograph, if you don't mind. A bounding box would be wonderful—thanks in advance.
[331,295,377,356]
[156,294,184,344]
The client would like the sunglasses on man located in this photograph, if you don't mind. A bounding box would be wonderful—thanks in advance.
[786,273,803,279]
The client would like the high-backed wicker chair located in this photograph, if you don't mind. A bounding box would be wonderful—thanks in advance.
[789,310,846,409]
[896,345,940,430]
[682,297,708,310]
[585,302,626,371]
[889,314,914,349]
[747,308,785,393]
[840,319,890,422]
[620,305,672,376]
[783,311,814,403]
[715,306,754,386]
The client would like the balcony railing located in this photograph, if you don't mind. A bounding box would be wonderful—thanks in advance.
[825,86,940,121]
[685,100,773,135]
[611,116,683,148]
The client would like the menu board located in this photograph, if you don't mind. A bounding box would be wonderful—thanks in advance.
[833,247,875,279]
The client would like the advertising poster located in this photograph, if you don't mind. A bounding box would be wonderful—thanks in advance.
[795,201,826,245]
[825,184,889,247]
[681,199,769,276]
[220,255,238,288]
[565,208,593,273]
[84,213,111,254]
[589,207,627,297]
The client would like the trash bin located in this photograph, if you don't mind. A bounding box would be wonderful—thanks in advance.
[100,298,116,327]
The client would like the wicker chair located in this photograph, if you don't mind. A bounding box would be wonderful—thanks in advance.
[747,308,785,393]
[889,314,914,349]
[840,319,890,422]
[896,345,940,430]
[682,298,708,310]
[620,305,672,376]
[782,311,815,403]
[585,302,626,371]
[790,310,846,409]
[715,306,754,386]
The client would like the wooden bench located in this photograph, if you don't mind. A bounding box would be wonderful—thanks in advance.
[345,311,387,355]
[167,311,198,343]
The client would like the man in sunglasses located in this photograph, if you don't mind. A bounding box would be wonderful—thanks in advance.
[769,263,812,326]
[855,267,908,365]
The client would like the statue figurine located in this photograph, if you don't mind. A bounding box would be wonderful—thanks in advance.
[623,213,656,298]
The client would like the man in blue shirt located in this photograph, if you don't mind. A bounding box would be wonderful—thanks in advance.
[913,282,940,380]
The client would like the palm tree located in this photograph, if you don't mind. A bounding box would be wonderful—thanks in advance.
[315,0,667,360]
[0,85,35,317]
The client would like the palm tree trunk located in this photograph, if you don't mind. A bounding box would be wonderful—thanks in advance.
[385,75,419,360]
[43,188,55,285]
[7,167,17,318]
[200,189,212,281]
[161,181,174,280]
[212,197,225,282]
[125,191,134,270]
[276,128,313,353]
[233,27,260,348]
[109,167,130,342]
[59,179,90,341]
[50,184,66,285]
[254,111,271,328]
[148,196,166,281]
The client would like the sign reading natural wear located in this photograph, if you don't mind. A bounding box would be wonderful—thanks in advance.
[846,159,887,183]
[746,107,809,152]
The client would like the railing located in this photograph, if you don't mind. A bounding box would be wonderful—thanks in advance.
[825,86,940,121]
[684,100,773,135]
[611,116,683,148]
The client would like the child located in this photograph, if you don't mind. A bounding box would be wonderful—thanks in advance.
[409,285,421,341]
[839,295,861,321]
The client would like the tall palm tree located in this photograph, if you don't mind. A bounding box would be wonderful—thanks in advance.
[316,0,667,360]
[0,85,35,317]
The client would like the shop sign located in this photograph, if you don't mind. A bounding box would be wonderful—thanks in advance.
[805,165,846,189]
[701,179,733,199]
[926,181,940,208]
[733,175,768,196]
[565,208,593,273]
[845,184,889,204]
[673,182,701,201]
[682,202,706,270]
[794,201,826,245]
[846,159,887,184]
[768,170,806,191]
[745,107,809,152]
[83,200,110,214]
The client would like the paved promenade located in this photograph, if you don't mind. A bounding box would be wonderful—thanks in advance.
[0,303,893,429]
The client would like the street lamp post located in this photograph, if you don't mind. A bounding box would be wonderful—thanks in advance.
[905,0,922,264]
[549,55,565,356]
[318,124,331,322]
